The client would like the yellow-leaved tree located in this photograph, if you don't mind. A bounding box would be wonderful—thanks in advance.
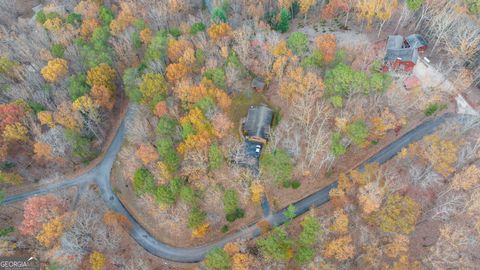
[207,23,231,42]
[89,251,106,270]
[250,183,265,204]
[451,165,480,191]
[86,63,116,90]
[37,111,55,128]
[419,135,458,177]
[324,235,355,261]
[139,73,168,104]
[2,123,28,142]
[41,58,68,82]
[373,194,420,234]
[330,209,349,234]
[192,223,209,238]
[36,215,66,247]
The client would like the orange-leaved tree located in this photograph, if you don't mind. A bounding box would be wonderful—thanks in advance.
[33,142,53,161]
[167,38,193,62]
[90,84,114,110]
[136,144,159,165]
[316,34,337,65]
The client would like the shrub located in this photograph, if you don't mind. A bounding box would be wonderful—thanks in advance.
[204,68,226,89]
[406,0,424,11]
[0,226,14,237]
[204,248,230,270]
[133,19,145,30]
[223,189,238,216]
[181,122,195,140]
[257,227,294,261]
[66,13,82,26]
[156,116,177,136]
[169,28,182,38]
[212,7,227,23]
[28,101,45,114]
[208,143,223,170]
[51,43,65,58]
[226,208,245,222]
[99,6,114,25]
[424,102,447,116]
[221,225,229,233]
[190,22,206,35]
[276,8,291,33]
[330,95,343,108]
[145,30,168,62]
[156,137,180,173]
[291,180,301,189]
[188,207,206,229]
[261,148,293,186]
[155,184,176,204]
[132,167,156,195]
[64,129,98,164]
[180,186,197,205]
[36,10,47,24]
[347,120,369,146]
[46,12,60,20]
[122,68,142,103]
[194,96,216,113]
[331,132,347,157]
[287,32,308,55]
[132,32,142,49]
[295,246,315,264]
[301,50,323,68]
[76,26,113,68]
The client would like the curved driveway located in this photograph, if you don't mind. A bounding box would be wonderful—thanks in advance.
[1,108,459,262]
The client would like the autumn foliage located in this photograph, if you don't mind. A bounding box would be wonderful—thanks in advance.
[324,235,355,261]
[86,63,116,90]
[207,23,232,41]
[3,123,28,142]
[36,215,67,247]
[166,63,189,82]
[19,195,65,236]
[316,34,337,65]
[41,58,68,82]
[136,144,159,165]
[33,142,53,161]
[167,39,193,62]
[89,251,106,270]
[37,111,55,128]
[90,84,114,110]
[154,101,168,117]
[0,103,25,131]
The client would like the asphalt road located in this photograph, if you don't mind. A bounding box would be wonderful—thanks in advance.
[1,109,457,263]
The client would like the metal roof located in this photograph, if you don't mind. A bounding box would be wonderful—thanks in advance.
[406,34,428,49]
[386,35,404,50]
[244,105,273,139]
[385,47,418,62]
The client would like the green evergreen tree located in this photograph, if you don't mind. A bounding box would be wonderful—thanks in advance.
[277,8,291,33]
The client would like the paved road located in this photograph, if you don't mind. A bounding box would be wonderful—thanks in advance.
[1,109,458,263]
